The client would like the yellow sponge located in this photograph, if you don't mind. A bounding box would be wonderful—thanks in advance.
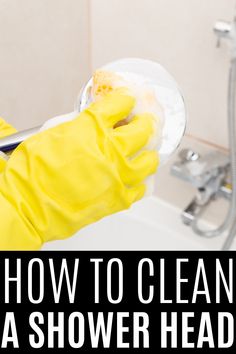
[91,70,123,100]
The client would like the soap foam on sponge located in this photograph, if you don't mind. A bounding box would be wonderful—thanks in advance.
[91,69,164,195]
[91,69,164,151]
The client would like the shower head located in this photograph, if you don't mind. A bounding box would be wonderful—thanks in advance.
[0,58,186,163]
[76,58,186,164]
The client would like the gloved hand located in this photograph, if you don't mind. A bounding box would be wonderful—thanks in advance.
[0,117,17,138]
[0,90,159,250]
[0,118,17,172]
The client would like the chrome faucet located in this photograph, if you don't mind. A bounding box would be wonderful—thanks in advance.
[171,148,230,226]
[170,12,236,249]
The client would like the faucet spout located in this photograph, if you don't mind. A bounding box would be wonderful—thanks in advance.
[171,148,232,238]
[181,197,208,226]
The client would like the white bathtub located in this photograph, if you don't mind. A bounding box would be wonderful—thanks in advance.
[43,196,235,251]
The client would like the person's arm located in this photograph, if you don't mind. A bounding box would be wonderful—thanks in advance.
[0,90,159,250]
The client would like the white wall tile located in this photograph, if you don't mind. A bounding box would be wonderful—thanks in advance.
[0,0,90,130]
[90,0,235,148]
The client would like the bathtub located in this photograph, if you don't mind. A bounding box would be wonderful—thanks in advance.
[43,196,236,251]
[43,137,236,251]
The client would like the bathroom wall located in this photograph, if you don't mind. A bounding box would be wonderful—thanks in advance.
[0,0,234,148]
[0,0,90,130]
[89,0,235,149]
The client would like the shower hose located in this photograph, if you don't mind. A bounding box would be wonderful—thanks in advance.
[191,58,236,250]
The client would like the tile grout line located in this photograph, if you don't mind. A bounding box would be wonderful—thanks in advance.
[87,0,93,75]
[186,133,229,153]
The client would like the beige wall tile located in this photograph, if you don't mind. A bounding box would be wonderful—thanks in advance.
[0,0,90,130]
[90,0,235,148]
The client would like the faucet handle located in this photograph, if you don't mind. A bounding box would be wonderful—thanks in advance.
[178,148,200,162]
[172,150,229,189]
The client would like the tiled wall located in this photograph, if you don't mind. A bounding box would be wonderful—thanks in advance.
[0,0,235,149]
[0,0,90,130]
[90,0,235,149]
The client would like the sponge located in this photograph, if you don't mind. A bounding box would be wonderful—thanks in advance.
[91,69,163,152]
[91,69,164,195]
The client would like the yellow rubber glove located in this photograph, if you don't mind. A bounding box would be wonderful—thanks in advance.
[0,117,17,138]
[0,90,159,250]
[0,118,17,172]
